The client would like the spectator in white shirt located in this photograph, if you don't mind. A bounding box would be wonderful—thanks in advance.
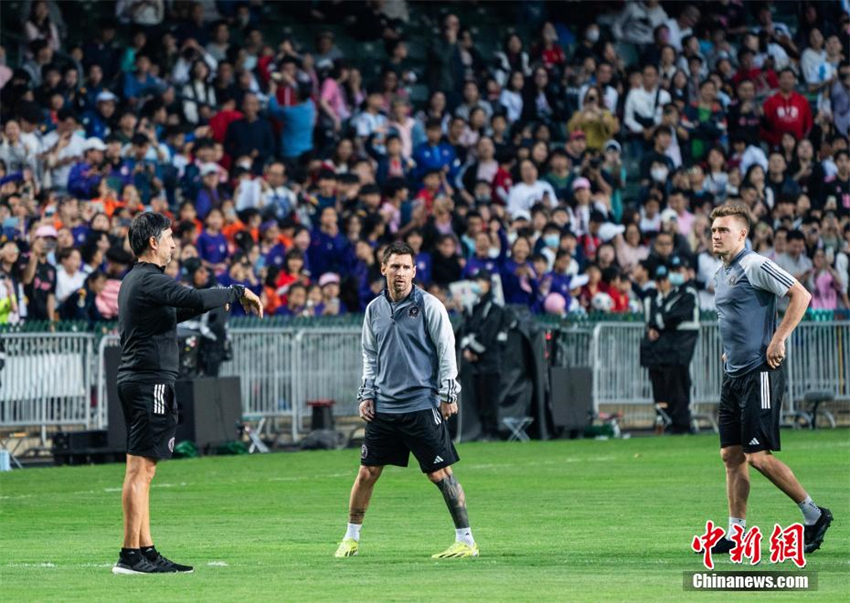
[115,0,164,26]
[624,64,672,136]
[354,90,388,155]
[578,61,619,113]
[41,109,86,192]
[55,247,86,304]
[664,5,700,52]
[801,28,827,88]
[260,160,298,221]
[668,189,694,237]
[807,34,843,106]
[499,71,524,123]
[775,230,814,285]
[507,159,557,217]
[611,0,668,47]
[233,164,262,212]
[754,5,797,58]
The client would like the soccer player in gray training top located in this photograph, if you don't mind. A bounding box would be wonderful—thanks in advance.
[709,203,832,555]
[334,241,478,559]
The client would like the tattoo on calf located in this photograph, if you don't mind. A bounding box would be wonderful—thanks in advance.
[349,507,366,524]
[435,475,469,529]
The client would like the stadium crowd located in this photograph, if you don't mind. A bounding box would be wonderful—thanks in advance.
[1,0,849,326]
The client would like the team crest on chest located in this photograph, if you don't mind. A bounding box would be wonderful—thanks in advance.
[408,306,420,318]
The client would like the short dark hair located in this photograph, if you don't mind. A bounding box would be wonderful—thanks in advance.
[85,270,106,287]
[129,212,171,257]
[383,177,408,199]
[57,107,77,122]
[786,229,806,243]
[56,247,79,263]
[382,241,415,265]
[132,133,150,146]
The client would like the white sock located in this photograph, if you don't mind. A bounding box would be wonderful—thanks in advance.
[345,523,362,542]
[798,496,822,526]
[455,527,474,546]
[728,517,746,538]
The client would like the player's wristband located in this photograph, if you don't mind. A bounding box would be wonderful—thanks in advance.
[230,284,246,299]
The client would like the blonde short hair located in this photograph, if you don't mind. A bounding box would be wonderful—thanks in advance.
[710,203,752,232]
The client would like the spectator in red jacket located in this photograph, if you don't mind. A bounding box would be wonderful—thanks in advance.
[209,91,243,144]
[761,68,813,148]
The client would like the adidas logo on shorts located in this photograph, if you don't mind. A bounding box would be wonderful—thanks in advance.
[749,437,759,446]
[434,455,444,464]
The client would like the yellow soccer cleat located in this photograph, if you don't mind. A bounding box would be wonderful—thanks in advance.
[334,538,359,558]
[431,541,479,559]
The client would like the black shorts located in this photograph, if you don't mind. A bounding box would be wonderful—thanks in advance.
[718,362,785,453]
[118,381,178,460]
[361,408,459,473]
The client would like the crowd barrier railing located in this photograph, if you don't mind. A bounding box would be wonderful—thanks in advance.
[2,320,848,436]
[571,321,850,421]
[0,332,95,432]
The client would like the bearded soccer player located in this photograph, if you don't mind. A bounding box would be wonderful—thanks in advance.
[334,241,477,559]
[113,212,262,574]
[709,203,832,555]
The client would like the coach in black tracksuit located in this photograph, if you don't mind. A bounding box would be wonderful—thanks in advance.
[112,212,262,576]
[640,262,699,435]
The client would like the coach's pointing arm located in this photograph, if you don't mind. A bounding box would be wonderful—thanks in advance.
[143,271,264,318]
[423,295,461,420]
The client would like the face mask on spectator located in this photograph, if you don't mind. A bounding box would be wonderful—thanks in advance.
[669,273,685,286]
[651,167,669,182]
[544,234,560,248]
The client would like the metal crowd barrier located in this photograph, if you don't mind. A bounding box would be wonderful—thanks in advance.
[0,333,94,433]
[573,321,850,423]
[220,328,298,437]
[94,328,357,442]
[290,328,364,421]
[787,321,850,403]
[2,320,848,436]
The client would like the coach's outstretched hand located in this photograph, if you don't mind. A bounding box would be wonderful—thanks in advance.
[240,289,264,318]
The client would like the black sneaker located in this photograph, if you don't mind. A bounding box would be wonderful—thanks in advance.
[710,537,736,555]
[142,547,194,573]
[112,552,161,575]
[804,507,833,553]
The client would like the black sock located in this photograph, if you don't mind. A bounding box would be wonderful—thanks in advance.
[120,548,140,559]
[141,546,157,557]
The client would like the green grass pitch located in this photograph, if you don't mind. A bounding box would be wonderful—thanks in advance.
[0,430,847,603]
